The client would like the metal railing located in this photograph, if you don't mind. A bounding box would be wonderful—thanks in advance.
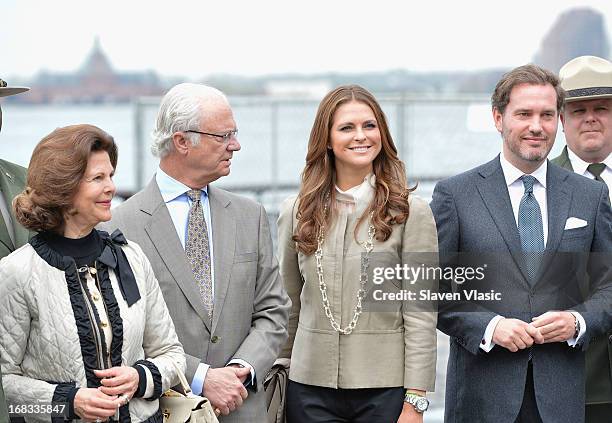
[131,93,495,205]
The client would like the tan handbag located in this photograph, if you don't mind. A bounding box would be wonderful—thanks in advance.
[159,363,219,423]
[264,358,290,423]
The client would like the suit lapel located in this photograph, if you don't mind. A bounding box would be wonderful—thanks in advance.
[141,179,211,331]
[0,205,13,253]
[544,164,572,253]
[557,146,574,171]
[536,164,572,283]
[475,157,532,287]
[0,179,15,252]
[208,186,234,334]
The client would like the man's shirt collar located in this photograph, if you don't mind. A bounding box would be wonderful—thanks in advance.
[500,152,548,188]
[156,167,208,203]
[567,147,612,175]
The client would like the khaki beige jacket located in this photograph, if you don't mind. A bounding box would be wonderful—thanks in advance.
[278,194,437,391]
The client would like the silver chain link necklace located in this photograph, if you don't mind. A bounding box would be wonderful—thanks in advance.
[315,200,375,335]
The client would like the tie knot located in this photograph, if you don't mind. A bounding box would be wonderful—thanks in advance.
[587,163,606,179]
[186,189,201,202]
[521,175,536,194]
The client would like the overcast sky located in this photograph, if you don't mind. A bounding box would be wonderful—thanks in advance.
[2,0,611,80]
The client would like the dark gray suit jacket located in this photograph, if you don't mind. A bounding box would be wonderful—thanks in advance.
[101,179,290,422]
[552,146,612,406]
[431,156,612,423]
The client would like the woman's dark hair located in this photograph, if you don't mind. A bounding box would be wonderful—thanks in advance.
[13,124,117,232]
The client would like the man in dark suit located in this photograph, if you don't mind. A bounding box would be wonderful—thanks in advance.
[0,78,30,422]
[551,55,612,422]
[102,83,290,422]
[431,64,612,423]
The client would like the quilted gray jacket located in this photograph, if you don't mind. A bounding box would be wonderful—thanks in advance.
[0,231,186,422]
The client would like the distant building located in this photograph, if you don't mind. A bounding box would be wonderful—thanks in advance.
[534,8,610,73]
[24,38,166,104]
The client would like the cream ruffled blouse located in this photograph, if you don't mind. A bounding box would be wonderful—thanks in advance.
[334,173,376,215]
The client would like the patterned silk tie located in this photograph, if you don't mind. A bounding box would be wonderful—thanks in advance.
[517,175,545,284]
[587,163,606,183]
[185,189,214,318]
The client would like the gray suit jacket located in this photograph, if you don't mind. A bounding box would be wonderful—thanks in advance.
[101,178,290,422]
[0,158,29,422]
[431,156,612,423]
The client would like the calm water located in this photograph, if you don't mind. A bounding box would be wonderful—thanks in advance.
[0,100,568,203]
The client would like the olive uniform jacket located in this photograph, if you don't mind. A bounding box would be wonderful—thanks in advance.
[0,158,29,422]
[277,192,437,392]
[0,159,29,258]
[551,147,612,406]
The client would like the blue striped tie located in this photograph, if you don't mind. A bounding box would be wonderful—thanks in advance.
[518,175,545,284]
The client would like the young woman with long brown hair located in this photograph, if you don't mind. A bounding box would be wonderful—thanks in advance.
[277,85,438,422]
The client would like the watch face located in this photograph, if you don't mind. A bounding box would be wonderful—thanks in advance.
[416,397,429,412]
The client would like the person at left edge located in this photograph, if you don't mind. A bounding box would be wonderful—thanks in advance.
[551,55,612,422]
[0,124,185,422]
[0,78,30,259]
[0,77,31,423]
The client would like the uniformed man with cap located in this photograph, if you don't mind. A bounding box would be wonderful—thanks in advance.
[552,55,612,422]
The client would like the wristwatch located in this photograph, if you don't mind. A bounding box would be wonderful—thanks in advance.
[404,392,429,413]
[571,312,580,339]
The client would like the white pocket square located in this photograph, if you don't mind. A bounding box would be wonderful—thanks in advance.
[564,217,588,230]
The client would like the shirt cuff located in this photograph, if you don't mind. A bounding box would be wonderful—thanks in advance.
[566,311,587,347]
[137,364,155,398]
[227,358,255,387]
[191,363,210,396]
[480,315,504,352]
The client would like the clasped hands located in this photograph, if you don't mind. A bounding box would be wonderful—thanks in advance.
[492,311,577,352]
[203,364,251,416]
[74,366,138,422]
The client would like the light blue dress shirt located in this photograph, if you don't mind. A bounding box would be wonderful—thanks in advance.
[156,167,215,286]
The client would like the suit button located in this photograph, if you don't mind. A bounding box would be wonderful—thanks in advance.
[211,335,220,343]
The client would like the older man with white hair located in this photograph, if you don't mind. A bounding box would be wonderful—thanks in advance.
[102,83,290,422]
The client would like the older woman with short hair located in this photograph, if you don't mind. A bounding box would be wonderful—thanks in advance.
[0,124,185,422]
